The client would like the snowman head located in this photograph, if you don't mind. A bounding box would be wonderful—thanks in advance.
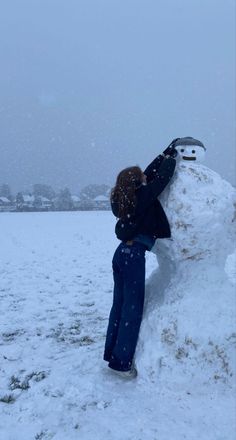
[174,137,206,163]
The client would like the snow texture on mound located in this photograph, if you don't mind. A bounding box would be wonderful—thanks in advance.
[225,249,236,285]
[159,162,235,262]
[136,163,236,392]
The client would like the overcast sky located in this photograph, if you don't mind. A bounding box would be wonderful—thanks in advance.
[0,0,235,193]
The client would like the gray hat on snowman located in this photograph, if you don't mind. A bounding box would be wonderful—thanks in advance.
[174,137,206,150]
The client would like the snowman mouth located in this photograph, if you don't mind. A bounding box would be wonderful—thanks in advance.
[182,156,196,161]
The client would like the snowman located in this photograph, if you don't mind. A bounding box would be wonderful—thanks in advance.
[157,137,235,265]
[135,137,236,385]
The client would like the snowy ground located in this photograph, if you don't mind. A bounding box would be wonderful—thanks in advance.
[0,212,235,440]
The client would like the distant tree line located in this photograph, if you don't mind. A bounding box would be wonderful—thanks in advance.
[0,183,111,212]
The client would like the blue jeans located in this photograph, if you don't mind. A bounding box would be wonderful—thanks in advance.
[104,242,146,371]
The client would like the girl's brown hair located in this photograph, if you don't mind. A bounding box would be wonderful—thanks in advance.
[111,166,143,219]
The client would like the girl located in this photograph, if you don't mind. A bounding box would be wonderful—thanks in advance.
[104,143,177,378]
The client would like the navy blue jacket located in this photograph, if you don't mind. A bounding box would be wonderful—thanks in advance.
[112,155,176,241]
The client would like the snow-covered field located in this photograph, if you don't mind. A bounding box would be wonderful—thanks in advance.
[0,212,235,440]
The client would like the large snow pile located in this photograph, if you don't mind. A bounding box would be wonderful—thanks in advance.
[160,162,235,261]
[136,163,236,393]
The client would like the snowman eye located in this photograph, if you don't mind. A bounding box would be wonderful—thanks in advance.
[180,148,184,153]
[192,150,196,154]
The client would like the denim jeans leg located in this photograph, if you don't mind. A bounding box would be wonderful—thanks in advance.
[108,245,145,371]
[104,249,124,362]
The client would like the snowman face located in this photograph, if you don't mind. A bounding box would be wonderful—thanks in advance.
[175,145,206,162]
